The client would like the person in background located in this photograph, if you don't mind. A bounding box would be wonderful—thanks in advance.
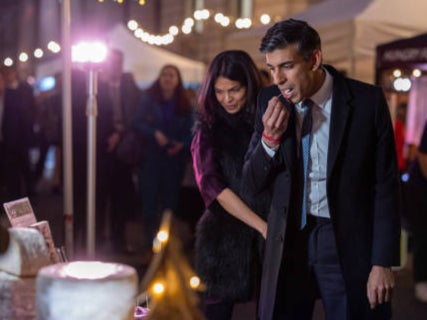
[133,64,193,261]
[0,71,5,206]
[394,103,407,173]
[0,65,36,203]
[98,49,141,253]
[174,87,204,258]
[34,72,63,193]
[404,120,427,303]
[259,68,273,87]
[242,19,400,319]
[191,50,268,320]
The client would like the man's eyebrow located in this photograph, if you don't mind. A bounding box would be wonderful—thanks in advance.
[266,61,293,68]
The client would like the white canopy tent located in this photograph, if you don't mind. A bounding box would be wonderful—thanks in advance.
[36,24,206,88]
[227,0,427,84]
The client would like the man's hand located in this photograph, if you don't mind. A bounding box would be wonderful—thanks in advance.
[262,95,289,148]
[367,265,395,309]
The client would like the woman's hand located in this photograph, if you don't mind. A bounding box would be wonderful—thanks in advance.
[217,188,268,240]
[154,130,169,147]
[260,221,267,240]
[166,141,184,156]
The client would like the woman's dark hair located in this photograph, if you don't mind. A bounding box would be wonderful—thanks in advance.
[259,19,321,61]
[146,64,192,115]
[196,50,262,126]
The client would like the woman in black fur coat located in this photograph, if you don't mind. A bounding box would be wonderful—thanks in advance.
[191,50,268,320]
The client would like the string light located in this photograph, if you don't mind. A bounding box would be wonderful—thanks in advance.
[260,14,271,25]
[151,282,165,296]
[3,57,13,66]
[412,68,422,77]
[156,230,169,243]
[1,4,275,65]
[189,276,201,289]
[97,0,146,5]
[19,52,29,62]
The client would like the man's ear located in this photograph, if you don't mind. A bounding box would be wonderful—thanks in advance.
[311,49,322,71]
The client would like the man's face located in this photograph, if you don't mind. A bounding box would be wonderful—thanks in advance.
[1,68,17,87]
[265,44,322,104]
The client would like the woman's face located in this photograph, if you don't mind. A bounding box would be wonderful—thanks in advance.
[214,76,247,114]
[159,66,179,96]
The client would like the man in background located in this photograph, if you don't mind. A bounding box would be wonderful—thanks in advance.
[0,66,36,204]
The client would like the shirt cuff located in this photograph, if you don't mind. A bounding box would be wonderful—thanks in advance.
[261,139,277,158]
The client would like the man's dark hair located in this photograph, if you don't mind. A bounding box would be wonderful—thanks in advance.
[259,19,321,61]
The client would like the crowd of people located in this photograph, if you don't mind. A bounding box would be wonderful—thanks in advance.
[1,17,427,320]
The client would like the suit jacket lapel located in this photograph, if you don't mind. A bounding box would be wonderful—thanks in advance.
[279,100,298,172]
[327,72,353,178]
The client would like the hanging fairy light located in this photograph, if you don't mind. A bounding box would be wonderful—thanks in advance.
[19,52,29,62]
[393,69,402,78]
[97,0,145,5]
[235,17,252,29]
[412,68,422,77]
[393,77,411,92]
[3,57,13,66]
[47,41,61,53]
[34,48,44,58]
[1,5,277,64]
[214,13,230,27]
[260,14,271,25]
[127,19,138,31]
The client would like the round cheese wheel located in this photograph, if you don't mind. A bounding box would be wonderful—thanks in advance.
[36,261,138,320]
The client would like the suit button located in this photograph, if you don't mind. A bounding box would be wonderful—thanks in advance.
[275,234,284,242]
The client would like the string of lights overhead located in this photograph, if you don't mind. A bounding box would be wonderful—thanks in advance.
[125,8,272,46]
[97,0,146,5]
[1,3,274,68]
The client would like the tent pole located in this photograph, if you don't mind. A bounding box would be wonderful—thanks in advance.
[61,0,74,259]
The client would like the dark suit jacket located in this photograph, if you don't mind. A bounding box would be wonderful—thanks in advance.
[2,82,35,151]
[242,65,401,320]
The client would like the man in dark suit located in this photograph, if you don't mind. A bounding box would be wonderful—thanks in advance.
[0,65,36,203]
[97,49,141,253]
[242,19,400,319]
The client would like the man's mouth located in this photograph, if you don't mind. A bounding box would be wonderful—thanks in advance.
[280,87,293,99]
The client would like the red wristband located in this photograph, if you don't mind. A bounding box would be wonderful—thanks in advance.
[262,131,281,144]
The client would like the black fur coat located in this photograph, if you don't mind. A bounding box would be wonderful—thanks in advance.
[195,111,269,302]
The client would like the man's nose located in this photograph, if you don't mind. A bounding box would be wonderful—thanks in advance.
[272,70,285,85]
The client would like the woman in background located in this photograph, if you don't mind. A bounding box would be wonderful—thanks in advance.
[191,50,268,320]
[133,64,193,258]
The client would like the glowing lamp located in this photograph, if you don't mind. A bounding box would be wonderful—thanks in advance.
[72,41,107,64]
[70,40,107,257]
